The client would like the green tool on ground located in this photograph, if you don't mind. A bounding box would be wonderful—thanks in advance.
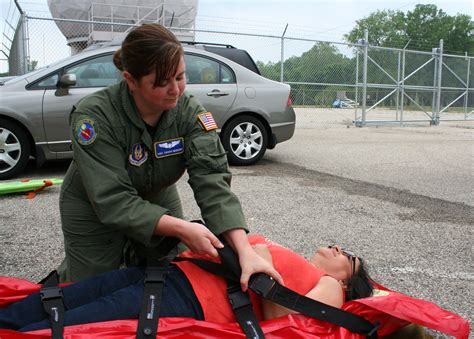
[0,178,63,198]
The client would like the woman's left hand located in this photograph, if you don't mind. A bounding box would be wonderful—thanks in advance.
[238,247,284,291]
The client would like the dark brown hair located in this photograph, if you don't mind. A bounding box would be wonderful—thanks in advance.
[113,23,183,86]
[345,258,373,301]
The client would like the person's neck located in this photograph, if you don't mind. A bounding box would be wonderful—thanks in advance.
[133,94,163,127]
[141,111,162,127]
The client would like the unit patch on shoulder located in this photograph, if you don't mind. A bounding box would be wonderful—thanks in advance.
[129,143,148,166]
[197,112,218,131]
[75,118,97,146]
[154,137,184,158]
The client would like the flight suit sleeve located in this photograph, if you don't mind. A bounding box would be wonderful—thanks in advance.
[182,95,248,235]
[70,110,166,246]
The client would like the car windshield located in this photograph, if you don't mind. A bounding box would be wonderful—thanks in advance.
[4,67,47,84]
[3,53,89,85]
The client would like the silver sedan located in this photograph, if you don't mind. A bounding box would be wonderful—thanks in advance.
[0,44,295,179]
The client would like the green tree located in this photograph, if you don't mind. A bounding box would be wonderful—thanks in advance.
[344,4,473,55]
[256,60,280,81]
[28,59,38,72]
[259,42,353,83]
[258,42,355,106]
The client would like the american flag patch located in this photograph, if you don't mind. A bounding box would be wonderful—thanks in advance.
[197,112,218,131]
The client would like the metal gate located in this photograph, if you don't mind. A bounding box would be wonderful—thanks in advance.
[355,31,473,126]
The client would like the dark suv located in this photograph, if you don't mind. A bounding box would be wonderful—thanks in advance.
[183,42,261,74]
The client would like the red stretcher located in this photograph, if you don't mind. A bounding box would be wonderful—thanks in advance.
[0,275,469,338]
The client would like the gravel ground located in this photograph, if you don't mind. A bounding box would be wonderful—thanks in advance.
[0,108,472,338]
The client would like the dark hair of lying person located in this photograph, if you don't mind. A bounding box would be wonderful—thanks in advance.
[345,258,373,301]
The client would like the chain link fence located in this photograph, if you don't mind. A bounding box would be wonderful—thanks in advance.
[2,13,473,126]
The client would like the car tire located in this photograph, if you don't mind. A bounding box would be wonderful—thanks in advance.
[221,115,268,166]
[0,119,31,180]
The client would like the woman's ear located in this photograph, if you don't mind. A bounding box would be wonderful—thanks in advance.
[123,71,137,91]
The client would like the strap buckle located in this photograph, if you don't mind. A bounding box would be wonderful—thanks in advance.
[144,266,166,284]
[248,273,276,299]
[227,285,252,310]
[40,286,63,301]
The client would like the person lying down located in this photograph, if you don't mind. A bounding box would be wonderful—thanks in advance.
[0,235,373,331]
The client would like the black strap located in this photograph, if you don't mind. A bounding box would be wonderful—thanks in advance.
[136,260,169,339]
[249,273,379,338]
[215,244,242,279]
[39,271,64,339]
[174,249,265,339]
[226,279,265,339]
[174,257,233,279]
[218,245,264,338]
[217,245,265,338]
[176,245,380,339]
[220,243,379,338]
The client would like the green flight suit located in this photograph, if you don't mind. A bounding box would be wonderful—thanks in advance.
[58,81,247,282]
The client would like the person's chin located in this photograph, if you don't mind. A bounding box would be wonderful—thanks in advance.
[163,100,178,109]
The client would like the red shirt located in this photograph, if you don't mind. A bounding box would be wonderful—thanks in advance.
[175,235,328,323]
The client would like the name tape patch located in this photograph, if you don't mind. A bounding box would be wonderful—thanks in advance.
[154,138,184,158]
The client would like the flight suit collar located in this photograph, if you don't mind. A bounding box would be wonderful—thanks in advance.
[119,81,180,149]
[118,82,149,148]
[120,81,145,126]
[157,109,175,131]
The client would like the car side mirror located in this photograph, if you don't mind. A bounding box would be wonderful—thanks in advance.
[55,74,76,96]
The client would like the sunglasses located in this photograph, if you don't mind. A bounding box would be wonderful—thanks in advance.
[328,246,357,278]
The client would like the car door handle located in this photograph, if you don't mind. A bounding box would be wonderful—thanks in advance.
[206,90,229,97]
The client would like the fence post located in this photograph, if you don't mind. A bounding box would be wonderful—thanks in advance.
[360,29,369,127]
[396,51,401,122]
[19,13,30,74]
[400,48,406,125]
[13,0,28,75]
[464,52,470,119]
[354,47,359,123]
[280,24,288,83]
[400,40,411,126]
[434,39,443,125]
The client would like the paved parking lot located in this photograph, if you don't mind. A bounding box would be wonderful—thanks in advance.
[0,108,472,337]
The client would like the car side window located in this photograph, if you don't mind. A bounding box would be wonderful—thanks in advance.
[36,73,59,88]
[184,54,235,85]
[65,54,121,88]
[220,66,234,84]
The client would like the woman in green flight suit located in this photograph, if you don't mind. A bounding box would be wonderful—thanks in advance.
[58,23,282,290]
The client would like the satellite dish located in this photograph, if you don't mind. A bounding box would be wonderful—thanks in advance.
[47,0,197,53]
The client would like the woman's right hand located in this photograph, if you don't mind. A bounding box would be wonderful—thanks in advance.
[177,221,224,257]
[155,215,223,257]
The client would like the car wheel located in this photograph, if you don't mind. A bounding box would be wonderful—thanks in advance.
[221,115,268,166]
[0,119,31,179]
